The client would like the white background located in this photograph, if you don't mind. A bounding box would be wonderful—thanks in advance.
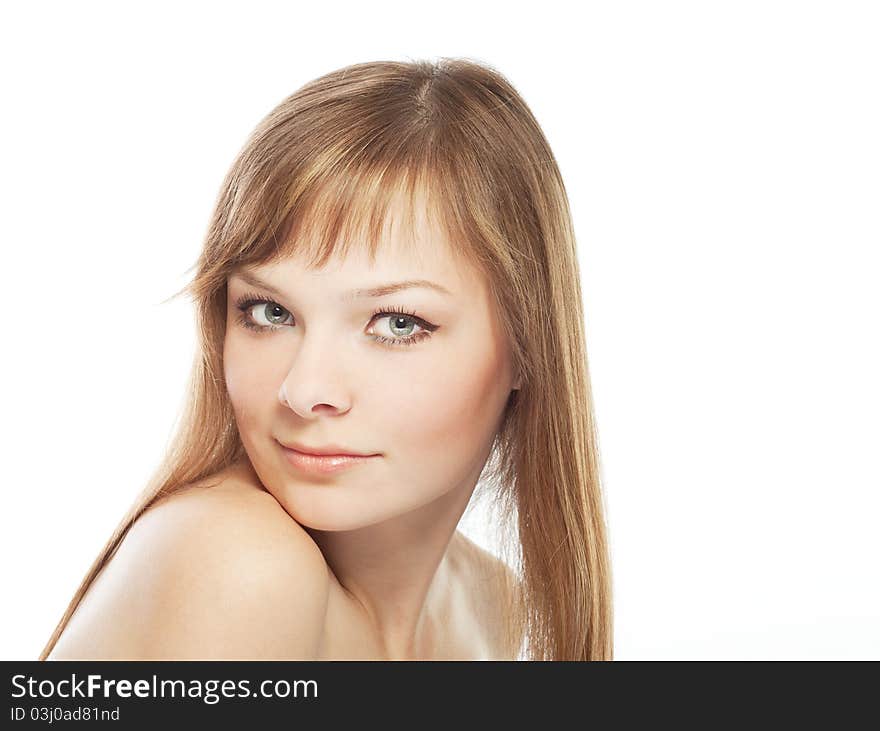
[2,1,877,660]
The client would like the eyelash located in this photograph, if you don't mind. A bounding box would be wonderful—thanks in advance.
[232,291,438,348]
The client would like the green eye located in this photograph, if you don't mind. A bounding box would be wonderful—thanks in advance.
[233,294,439,347]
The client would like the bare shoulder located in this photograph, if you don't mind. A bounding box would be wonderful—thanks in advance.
[451,532,524,659]
[49,469,330,660]
[453,531,520,596]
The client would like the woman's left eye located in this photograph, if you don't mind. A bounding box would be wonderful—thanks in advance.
[368,313,429,344]
[234,296,438,347]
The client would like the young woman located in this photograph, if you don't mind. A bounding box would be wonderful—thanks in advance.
[41,57,613,661]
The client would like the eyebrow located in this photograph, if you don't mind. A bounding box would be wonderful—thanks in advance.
[231,269,452,300]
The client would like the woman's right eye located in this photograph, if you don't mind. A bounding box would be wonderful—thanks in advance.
[235,298,293,332]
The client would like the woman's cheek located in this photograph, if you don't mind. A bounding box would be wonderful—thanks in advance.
[225,333,278,398]
[400,358,499,445]
[224,354,272,435]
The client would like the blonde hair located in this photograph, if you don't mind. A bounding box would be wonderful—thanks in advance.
[40,57,613,661]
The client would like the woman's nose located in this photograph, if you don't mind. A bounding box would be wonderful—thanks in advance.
[276,332,351,417]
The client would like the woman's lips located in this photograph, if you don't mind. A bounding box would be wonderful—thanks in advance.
[278,443,379,475]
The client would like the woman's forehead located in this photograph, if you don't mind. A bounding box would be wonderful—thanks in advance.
[235,222,484,298]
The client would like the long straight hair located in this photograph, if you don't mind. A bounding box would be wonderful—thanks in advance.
[40,57,613,661]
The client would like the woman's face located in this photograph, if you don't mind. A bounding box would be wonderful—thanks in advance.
[223,208,518,531]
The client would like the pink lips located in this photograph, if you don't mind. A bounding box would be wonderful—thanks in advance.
[278,442,379,475]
